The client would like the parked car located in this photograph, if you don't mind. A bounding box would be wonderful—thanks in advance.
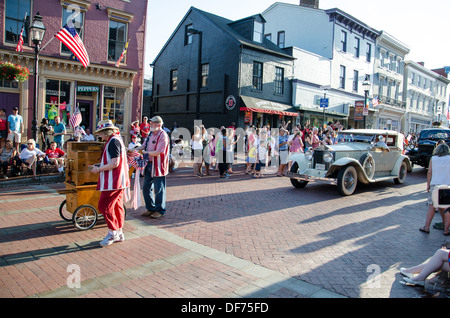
[286,129,412,196]
[406,127,450,168]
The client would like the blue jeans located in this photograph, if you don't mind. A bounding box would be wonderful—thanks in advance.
[143,163,166,214]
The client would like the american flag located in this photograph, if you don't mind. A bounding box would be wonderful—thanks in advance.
[16,25,24,52]
[115,41,129,68]
[127,151,149,170]
[372,96,379,107]
[55,23,90,68]
[70,106,82,129]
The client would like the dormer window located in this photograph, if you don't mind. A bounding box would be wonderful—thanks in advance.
[253,21,263,43]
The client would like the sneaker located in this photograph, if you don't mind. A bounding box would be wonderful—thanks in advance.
[142,210,156,217]
[116,232,125,242]
[402,277,425,286]
[150,212,164,219]
[99,232,119,247]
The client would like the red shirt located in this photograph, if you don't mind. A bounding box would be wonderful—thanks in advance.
[0,117,6,131]
[45,148,65,159]
[140,122,151,138]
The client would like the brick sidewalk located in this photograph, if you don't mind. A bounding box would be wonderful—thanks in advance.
[0,163,448,298]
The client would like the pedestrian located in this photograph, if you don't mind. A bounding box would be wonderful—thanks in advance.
[204,128,215,175]
[138,116,170,219]
[191,125,204,177]
[399,247,450,286]
[255,131,268,178]
[90,120,130,247]
[217,128,229,179]
[140,116,151,144]
[19,139,45,179]
[53,116,66,149]
[130,120,140,142]
[128,134,141,151]
[420,143,450,235]
[277,128,289,176]
[288,128,304,170]
[226,128,238,174]
[39,118,51,150]
[7,107,23,153]
[0,108,7,149]
[83,128,95,141]
[311,127,321,149]
[0,139,16,179]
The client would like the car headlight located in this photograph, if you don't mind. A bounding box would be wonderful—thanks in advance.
[323,151,334,163]
[305,150,313,161]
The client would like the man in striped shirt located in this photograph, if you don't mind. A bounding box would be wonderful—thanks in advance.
[136,116,170,219]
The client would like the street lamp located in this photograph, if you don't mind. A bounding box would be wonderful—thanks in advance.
[362,75,371,129]
[187,28,202,120]
[30,12,46,143]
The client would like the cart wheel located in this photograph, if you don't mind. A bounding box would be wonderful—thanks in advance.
[59,200,72,222]
[72,205,98,230]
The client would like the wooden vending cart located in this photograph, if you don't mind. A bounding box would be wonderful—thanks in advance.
[59,142,105,230]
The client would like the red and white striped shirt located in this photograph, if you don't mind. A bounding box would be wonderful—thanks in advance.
[97,135,130,191]
[146,129,170,177]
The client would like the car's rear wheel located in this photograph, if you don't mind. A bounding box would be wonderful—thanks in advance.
[394,161,407,184]
[290,162,309,188]
[337,165,357,196]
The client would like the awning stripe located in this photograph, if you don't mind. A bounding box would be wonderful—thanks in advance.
[240,106,298,117]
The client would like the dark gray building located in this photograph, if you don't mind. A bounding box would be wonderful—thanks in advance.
[151,7,298,130]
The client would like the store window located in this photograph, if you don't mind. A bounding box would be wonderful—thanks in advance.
[103,86,126,131]
[61,6,84,54]
[45,79,71,126]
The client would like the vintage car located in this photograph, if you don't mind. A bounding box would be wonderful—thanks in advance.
[406,127,450,168]
[286,129,412,196]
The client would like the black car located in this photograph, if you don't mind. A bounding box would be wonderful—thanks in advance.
[406,127,450,168]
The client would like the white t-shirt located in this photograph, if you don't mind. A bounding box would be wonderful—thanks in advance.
[431,155,450,185]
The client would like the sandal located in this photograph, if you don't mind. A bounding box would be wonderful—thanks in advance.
[419,227,430,234]
[444,231,450,236]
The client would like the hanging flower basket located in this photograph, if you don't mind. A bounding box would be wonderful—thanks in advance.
[0,61,30,82]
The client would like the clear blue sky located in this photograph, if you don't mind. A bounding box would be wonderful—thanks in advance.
[145,0,450,76]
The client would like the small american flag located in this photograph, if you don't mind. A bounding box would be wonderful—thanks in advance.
[372,96,379,107]
[127,151,149,170]
[55,23,90,68]
[70,106,82,129]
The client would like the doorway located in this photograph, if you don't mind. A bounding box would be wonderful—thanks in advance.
[77,100,93,130]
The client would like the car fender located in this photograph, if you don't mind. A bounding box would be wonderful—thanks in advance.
[391,155,412,174]
[288,152,310,173]
[327,157,371,184]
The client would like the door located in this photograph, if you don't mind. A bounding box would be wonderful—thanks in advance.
[0,92,20,116]
[77,100,93,130]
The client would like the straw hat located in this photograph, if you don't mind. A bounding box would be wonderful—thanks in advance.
[94,120,120,134]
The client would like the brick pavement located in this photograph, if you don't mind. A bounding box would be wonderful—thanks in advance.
[0,163,448,299]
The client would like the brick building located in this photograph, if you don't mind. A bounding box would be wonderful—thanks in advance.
[0,0,148,145]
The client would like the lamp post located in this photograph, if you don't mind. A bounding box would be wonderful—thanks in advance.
[362,75,371,129]
[187,28,202,120]
[29,12,46,142]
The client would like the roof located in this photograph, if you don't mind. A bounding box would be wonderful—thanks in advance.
[152,6,295,64]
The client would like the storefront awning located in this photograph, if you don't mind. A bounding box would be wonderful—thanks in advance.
[240,96,299,117]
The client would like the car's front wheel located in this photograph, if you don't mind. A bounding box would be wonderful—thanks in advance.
[337,165,358,196]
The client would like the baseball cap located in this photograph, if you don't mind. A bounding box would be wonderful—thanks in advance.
[149,116,164,125]
[13,107,18,110]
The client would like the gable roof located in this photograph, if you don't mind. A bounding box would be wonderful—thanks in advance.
[152,6,294,64]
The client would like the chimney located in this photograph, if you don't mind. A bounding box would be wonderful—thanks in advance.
[299,0,319,9]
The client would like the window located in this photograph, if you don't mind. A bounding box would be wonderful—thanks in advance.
[353,70,358,92]
[108,20,127,61]
[5,0,31,45]
[170,69,178,91]
[201,64,209,88]
[339,65,346,89]
[277,31,285,48]
[253,21,264,43]
[265,34,272,41]
[61,6,84,54]
[340,31,347,52]
[354,37,360,58]
[274,67,284,94]
[103,86,126,131]
[366,43,371,62]
[253,62,263,91]
[185,24,193,45]
[45,79,71,126]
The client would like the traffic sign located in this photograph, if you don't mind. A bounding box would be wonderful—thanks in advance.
[320,98,329,108]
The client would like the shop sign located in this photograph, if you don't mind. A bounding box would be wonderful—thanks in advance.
[354,101,364,121]
[225,95,237,111]
[77,86,99,93]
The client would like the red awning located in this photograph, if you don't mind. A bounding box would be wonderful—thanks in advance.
[240,106,298,117]
[240,96,299,117]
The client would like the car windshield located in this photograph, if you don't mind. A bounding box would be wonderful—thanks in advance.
[419,130,450,140]
[336,133,375,143]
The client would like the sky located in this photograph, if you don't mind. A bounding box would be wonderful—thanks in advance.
[144,0,450,77]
